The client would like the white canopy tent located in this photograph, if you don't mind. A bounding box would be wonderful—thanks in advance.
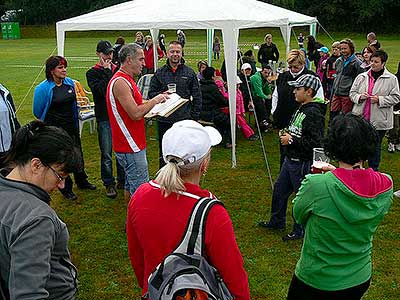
[56,0,317,167]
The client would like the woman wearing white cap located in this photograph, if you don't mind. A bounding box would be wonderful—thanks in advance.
[126,120,250,300]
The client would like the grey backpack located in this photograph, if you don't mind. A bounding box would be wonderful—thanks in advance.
[147,197,233,300]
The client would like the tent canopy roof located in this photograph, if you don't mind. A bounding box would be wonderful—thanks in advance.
[57,0,316,31]
[56,0,317,168]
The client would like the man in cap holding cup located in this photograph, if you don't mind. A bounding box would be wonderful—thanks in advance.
[259,74,325,241]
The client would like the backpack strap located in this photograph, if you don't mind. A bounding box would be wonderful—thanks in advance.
[174,197,221,256]
[148,197,221,292]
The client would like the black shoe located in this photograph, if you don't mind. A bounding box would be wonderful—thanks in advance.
[77,181,96,190]
[116,182,125,190]
[248,134,259,141]
[258,221,284,230]
[105,184,117,199]
[282,231,304,241]
[61,190,77,201]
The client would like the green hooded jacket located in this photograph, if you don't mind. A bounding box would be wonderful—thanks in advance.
[293,168,393,291]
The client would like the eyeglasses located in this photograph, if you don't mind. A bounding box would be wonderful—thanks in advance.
[47,164,68,182]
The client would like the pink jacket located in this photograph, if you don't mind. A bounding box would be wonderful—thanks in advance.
[215,80,245,114]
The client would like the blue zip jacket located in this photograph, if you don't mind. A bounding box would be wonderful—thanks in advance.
[33,77,78,127]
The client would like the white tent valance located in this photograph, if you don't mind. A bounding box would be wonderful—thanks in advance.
[56,0,317,167]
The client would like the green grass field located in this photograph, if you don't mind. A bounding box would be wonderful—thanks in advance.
[0,27,399,299]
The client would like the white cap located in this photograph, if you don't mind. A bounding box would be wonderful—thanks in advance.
[236,76,242,84]
[241,63,252,70]
[162,120,222,165]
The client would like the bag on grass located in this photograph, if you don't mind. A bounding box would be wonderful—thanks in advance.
[147,197,233,300]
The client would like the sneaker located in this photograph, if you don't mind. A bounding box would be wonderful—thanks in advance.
[116,182,125,190]
[258,221,284,230]
[248,134,259,141]
[396,144,400,151]
[106,185,117,199]
[282,231,304,241]
[61,190,77,201]
[394,190,400,198]
[77,181,97,190]
[388,143,395,153]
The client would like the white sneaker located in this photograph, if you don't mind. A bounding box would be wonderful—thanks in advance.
[395,144,400,151]
[394,190,400,198]
[388,143,395,153]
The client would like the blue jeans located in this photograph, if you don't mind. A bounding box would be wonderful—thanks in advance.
[368,130,386,171]
[269,157,312,235]
[97,121,125,186]
[115,149,149,196]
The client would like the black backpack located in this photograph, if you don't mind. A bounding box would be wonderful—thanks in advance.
[146,197,233,300]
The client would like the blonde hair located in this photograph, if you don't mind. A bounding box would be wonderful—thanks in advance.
[287,49,306,66]
[264,33,272,41]
[155,152,211,197]
[332,41,340,49]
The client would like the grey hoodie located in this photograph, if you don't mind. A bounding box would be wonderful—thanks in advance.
[0,176,77,300]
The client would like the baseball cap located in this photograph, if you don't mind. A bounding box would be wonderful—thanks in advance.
[288,74,321,91]
[162,120,222,165]
[96,40,113,54]
[317,46,329,54]
[241,63,252,70]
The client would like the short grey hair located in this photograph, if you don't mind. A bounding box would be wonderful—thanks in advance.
[119,43,142,64]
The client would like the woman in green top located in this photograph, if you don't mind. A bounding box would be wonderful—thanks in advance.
[287,114,393,300]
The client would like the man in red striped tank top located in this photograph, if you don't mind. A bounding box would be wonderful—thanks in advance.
[106,44,167,203]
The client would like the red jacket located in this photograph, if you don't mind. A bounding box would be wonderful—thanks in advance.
[126,181,250,300]
[143,46,164,70]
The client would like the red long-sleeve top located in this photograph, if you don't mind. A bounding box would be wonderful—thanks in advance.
[126,181,250,300]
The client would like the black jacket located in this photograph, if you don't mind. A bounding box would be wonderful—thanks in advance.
[273,68,316,129]
[199,79,228,123]
[149,60,202,123]
[86,64,115,122]
[257,43,280,64]
[284,101,325,161]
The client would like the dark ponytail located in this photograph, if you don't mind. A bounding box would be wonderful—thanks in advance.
[5,120,80,173]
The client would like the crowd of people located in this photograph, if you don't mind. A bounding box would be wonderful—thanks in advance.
[0,30,399,300]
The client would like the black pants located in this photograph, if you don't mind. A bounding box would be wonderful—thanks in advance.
[60,130,88,193]
[253,97,269,125]
[213,112,232,146]
[287,274,370,300]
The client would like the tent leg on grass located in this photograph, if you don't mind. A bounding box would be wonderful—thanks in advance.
[238,52,274,191]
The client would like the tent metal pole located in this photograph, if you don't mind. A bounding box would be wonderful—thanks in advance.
[237,51,274,191]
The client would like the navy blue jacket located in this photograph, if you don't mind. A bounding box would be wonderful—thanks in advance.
[148,60,202,123]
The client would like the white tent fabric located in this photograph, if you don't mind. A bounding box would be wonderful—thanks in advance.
[56,0,317,167]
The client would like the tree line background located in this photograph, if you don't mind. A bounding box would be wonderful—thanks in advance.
[1,0,399,32]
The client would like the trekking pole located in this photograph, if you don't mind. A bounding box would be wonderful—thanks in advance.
[238,50,274,190]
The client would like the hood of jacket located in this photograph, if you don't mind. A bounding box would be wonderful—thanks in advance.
[327,168,392,224]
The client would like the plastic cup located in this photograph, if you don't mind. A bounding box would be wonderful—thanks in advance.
[167,83,176,94]
[312,148,330,173]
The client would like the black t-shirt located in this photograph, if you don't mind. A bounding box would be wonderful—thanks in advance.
[45,83,76,135]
